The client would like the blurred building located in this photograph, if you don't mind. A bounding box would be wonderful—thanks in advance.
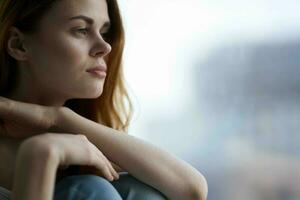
[193,40,300,200]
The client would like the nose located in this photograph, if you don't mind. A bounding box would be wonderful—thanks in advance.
[90,35,112,57]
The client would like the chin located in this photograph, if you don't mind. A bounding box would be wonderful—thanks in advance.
[86,89,104,99]
[72,84,104,99]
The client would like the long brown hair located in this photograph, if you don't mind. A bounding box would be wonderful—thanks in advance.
[0,0,133,132]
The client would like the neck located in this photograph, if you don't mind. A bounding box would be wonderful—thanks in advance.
[7,70,67,107]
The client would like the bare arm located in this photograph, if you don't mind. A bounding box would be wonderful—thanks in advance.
[0,97,207,199]
[56,108,208,200]
[11,138,59,200]
[0,135,123,183]
[0,136,69,191]
[11,133,119,200]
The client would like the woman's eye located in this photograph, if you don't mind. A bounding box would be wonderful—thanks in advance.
[76,28,88,35]
[74,28,110,41]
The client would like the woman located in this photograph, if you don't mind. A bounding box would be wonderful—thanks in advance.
[0,0,208,199]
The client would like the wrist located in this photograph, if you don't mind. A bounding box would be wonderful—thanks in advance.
[49,106,72,133]
[17,136,60,168]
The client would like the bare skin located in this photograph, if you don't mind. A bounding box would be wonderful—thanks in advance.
[1,0,123,191]
[7,0,112,106]
[0,134,123,191]
[12,133,119,200]
[0,0,208,199]
[0,98,208,200]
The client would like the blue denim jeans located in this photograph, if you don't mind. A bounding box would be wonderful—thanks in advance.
[0,172,167,200]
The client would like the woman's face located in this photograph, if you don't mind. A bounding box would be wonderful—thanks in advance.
[21,0,112,101]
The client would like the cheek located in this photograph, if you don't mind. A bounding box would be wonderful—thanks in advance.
[27,32,103,97]
[29,32,90,82]
[46,35,87,67]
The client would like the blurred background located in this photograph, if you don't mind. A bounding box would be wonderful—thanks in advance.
[119,0,300,199]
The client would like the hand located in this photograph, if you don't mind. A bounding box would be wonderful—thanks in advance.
[20,133,119,181]
[0,96,60,138]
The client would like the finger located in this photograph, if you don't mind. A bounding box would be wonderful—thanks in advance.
[106,159,119,180]
[93,147,119,180]
[97,159,114,181]
[100,156,119,181]
[89,143,115,181]
[79,135,116,181]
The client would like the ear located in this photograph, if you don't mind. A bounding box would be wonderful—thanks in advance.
[6,26,29,61]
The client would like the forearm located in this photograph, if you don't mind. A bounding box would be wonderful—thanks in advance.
[12,140,59,200]
[57,109,208,200]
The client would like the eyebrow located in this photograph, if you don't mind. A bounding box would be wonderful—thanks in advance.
[69,15,111,29]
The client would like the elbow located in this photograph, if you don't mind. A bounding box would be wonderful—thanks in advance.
[187,173,208,200]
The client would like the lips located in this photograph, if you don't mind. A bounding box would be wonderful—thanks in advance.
[86,65,107,78]
[86,65,107,73]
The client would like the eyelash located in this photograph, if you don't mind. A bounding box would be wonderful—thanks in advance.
[76,28,88,35]
[76,28,110,40]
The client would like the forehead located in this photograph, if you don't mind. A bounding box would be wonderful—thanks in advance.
[45,0,110,25]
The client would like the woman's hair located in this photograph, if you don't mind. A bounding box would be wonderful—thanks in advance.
[0,0,133,132]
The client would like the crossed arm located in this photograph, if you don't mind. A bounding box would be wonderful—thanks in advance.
[51,108,208,200]
[0,107,208,200]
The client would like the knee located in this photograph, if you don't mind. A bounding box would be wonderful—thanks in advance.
[70,174,111,187]
[54,175,122,200]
